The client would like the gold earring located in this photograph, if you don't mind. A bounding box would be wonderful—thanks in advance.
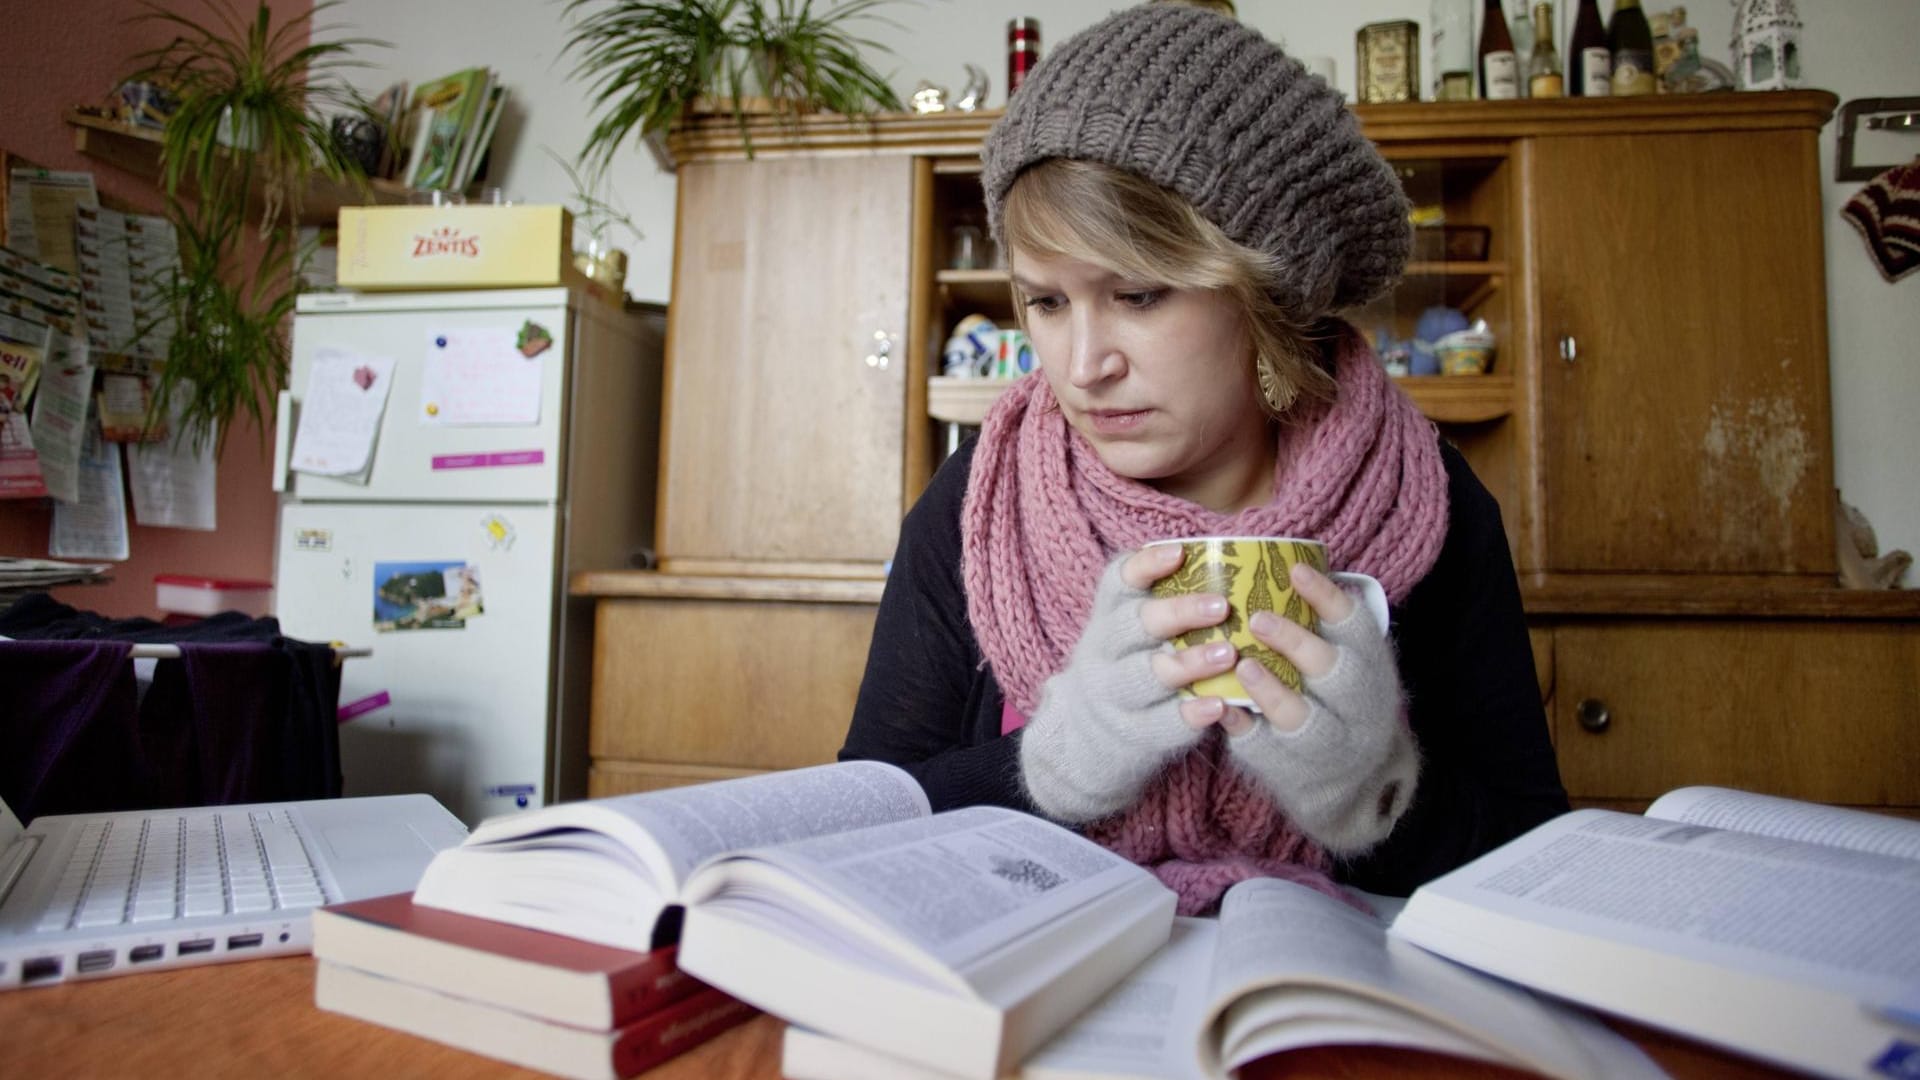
[1255,354,1290,414]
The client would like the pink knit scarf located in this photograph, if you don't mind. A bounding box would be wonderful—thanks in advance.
[961,324,1449,913]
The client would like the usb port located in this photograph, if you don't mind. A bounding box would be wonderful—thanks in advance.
[77,950,115,974]
[130,945,164,964]
[22,957,61,983]
[177,939,216,956]
[226,933,263,950]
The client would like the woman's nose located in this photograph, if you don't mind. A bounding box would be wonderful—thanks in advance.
[1067,313,1124,388]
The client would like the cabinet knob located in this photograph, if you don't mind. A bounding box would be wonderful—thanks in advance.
[1558,335,1579,364]
[1574,698,1611,734]
[863,330,893,370]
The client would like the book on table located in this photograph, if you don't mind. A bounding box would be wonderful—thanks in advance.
[409,760,1178,1080]
[314,960,752,1080]
[311,892,700,1029]
[1388,786,1920,1080]
[781,875,1664,1080]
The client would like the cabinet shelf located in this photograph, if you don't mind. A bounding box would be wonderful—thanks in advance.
[66,110,411,227]
[929,373,1513,427]
[935,268,1013,311]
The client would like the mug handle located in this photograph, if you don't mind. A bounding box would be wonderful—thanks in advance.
[1329,572,1391,638]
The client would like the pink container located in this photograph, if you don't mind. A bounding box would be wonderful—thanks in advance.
[154,574,274,618]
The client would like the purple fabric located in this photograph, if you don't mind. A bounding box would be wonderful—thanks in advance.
[0,641,144,821]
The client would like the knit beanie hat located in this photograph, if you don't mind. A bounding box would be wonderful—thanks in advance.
[981,4,1411,321]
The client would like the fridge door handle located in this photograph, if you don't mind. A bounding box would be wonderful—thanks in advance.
[272,389,293,493]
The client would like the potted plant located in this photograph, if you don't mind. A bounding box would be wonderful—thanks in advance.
[124,0,383,447]
[561,0,908,171]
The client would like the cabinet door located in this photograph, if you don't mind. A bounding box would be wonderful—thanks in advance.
[1524,132,1834,576]
[1550,622,1920,808]
[661,155,914,570]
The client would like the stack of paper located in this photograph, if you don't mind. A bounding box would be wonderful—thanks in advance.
[0,556,110,607]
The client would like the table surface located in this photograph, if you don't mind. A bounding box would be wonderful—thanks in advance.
[7,955,1798,1079]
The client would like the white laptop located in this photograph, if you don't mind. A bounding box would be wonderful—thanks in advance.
[0,793,467,988]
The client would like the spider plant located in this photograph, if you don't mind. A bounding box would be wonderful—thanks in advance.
[561,0,908,171]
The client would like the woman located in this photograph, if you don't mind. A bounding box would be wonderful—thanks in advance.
[841,4,1567,910]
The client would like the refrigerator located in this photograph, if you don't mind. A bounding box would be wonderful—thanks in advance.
[272,286,663,824]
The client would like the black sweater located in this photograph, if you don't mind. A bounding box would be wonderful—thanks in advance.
[840,435,1568,896]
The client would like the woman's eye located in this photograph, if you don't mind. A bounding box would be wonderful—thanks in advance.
[1022,294,1064,315]
[1119,289,1166,310]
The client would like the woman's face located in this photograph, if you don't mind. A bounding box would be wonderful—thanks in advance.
[1013,246,1275,513]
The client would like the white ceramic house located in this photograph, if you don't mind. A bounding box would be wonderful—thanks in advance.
[1729,0,1804,90]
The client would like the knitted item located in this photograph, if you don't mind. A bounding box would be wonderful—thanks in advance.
[1841,158,1920,283]
[980,4,1411,323]
[962,324,1447,913]
[1018,556,1207,823]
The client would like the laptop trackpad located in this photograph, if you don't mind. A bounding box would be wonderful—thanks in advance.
[321,824,431,861]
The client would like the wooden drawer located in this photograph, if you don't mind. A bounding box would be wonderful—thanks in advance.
[589,596,878,771]
[1547,621,1920,808]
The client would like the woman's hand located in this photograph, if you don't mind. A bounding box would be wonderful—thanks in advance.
[1183,561,1360,736]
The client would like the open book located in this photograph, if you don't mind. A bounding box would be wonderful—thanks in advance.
[1388,786,1920,1080]
[411,762,1177,1080]
[784,876,1663,1080]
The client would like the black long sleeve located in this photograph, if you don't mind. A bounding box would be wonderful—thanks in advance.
[840,436,1569,893]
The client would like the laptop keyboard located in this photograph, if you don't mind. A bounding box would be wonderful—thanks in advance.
[34,809,328,932]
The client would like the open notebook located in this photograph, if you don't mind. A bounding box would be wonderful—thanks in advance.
[0,793,465,988]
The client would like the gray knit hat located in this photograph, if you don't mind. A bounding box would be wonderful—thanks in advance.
[981,4,1411,320]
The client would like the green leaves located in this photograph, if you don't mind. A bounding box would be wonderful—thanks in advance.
[560,0,910,171]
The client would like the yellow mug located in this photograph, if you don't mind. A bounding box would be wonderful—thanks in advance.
[1145,537,1388,710]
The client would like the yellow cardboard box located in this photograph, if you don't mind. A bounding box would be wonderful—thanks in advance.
[337,205,574,290]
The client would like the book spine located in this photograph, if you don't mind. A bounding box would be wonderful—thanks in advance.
[609,953,704,1025]
[612,987,756,1077]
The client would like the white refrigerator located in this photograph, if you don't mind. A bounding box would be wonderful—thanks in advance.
[272,286,662,824]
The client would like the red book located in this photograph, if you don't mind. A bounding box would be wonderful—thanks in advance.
[311,892,698,1029]
[315,961,756,1080]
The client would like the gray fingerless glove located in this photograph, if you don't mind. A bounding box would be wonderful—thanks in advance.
[1019,556,1203,823]
[1226,599,1419,855]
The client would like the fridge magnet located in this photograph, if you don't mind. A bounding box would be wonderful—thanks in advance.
[515,320,553,358]
[372,559,485,632]
[480,512,517,551]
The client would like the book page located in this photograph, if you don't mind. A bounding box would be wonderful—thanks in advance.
[1395,809,1920,1005]
[1205,878,1664,1080]
[1645,786,1920,861]
[695,806,1151,975]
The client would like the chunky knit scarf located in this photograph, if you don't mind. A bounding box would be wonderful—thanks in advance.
[961,324,1449,913]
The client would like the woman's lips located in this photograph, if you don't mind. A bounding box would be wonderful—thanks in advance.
[1085,408,1151,436]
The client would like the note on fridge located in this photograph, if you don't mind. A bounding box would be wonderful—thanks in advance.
[291,347,398,479]
[417,326,544,427]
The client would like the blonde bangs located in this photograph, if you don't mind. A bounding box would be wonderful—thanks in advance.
[998,159,1335,416]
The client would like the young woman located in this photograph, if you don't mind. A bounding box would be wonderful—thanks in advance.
[841,4,1567,911]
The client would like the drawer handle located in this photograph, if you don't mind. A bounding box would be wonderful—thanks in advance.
[1575,698,1611,734]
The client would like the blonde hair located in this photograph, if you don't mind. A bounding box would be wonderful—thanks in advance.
[1000,158,1333,416]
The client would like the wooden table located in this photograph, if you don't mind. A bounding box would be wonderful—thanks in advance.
[8,955,1796,1078]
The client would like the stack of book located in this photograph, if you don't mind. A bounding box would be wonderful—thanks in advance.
[311,893,753,1080]
[396,66,508,194]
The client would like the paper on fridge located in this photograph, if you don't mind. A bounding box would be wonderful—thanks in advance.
[50,421,129,561]
[418,326,543,426]
[291,347,398,478]
[127,383,216,530]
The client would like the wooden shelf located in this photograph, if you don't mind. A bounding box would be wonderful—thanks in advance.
[935,268,1013,311]
[1520,573,1920,619]
[930,373,1513,428]
[67,110,411,227]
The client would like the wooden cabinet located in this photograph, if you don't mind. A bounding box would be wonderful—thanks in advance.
[658,155,916,574]
[577,94,1920,814]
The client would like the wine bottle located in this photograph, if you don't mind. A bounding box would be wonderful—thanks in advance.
[1528,3,1564,98]
[1478,0,1519,100]
[1509,0,1535,96]
[1608,0,1657,96]
[1567,0,1610,96]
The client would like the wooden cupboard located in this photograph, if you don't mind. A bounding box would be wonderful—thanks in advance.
[577,93,1920,814]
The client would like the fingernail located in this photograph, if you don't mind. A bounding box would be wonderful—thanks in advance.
[1237,658,1269,684]
[1199,595,1228,618]
[1249,611,1281,635]
[1203,641,1235,664]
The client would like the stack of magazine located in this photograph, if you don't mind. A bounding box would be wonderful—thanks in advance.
[392,66,507,194]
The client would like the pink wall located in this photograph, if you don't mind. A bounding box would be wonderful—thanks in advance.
[0,0,312,619]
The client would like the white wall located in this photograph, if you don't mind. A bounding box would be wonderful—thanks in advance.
[333,0,1919,574]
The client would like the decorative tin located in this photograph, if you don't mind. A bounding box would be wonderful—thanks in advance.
[1357,20,1421,104]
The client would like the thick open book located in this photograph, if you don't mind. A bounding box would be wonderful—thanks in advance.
[783,876,1662,1080]
[1388,786,1920,1080]
[411,761,1177,1080]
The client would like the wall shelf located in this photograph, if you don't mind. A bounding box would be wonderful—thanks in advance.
[66,110,410,227]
